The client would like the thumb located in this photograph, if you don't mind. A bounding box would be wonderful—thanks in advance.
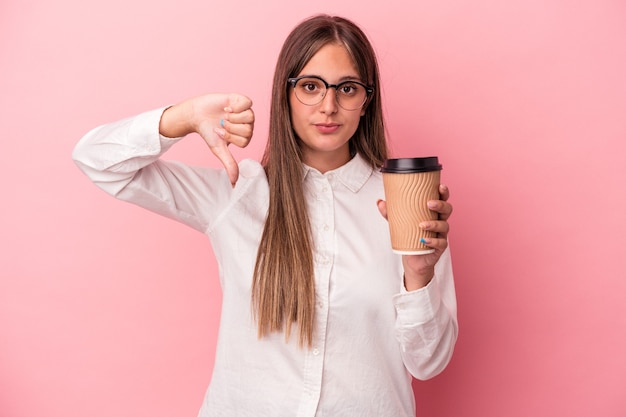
[209,139,239,187]
[376,199,388,220]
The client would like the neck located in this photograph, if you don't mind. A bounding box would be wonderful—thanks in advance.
[301,147,351,174]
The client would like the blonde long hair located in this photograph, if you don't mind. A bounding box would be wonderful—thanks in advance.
[252,15,388,346]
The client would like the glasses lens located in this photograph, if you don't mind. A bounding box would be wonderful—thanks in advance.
[335,81,367,110]
[293,78,368,110]
[293,77,326,106]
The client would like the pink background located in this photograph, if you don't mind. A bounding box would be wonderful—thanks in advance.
[2,0,625,416]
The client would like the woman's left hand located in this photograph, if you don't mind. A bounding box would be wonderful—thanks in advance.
[377,184,453,291]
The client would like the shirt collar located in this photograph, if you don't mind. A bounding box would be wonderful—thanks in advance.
[302,154,374,193]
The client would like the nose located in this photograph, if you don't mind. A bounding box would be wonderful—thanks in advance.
[319,88,338,114]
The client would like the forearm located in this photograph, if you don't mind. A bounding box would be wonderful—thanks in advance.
[72,107,178,194]
[394,247,458,379]
[403,266,434,291]
[395,289,457,380]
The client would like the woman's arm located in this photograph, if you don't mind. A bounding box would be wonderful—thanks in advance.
[378,184,458,379]
[71,93,254,230]
[72,93,253,187]
[393,248,458,380]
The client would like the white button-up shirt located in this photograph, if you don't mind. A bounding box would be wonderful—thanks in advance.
[73,108,458,417]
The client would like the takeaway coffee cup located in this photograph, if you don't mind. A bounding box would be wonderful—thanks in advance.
[381,157,443,255]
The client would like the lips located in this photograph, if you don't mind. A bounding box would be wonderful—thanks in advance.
[314,122,340,134]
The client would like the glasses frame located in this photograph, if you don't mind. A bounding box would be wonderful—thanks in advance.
[287,75,374,111]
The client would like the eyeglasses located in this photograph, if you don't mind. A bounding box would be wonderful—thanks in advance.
[287,75,374,111]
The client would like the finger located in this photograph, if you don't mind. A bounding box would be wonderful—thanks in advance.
[419,220,450,238]
[376,199,388,220]
[218,120,253,147]
[224,108,255,125]
[214,127,250,149]
[439,184,450,201]
[226,93,253,114]
[419,236,449,253]
[427,199,453,221]
[209,139,239,187]
[226,133,251,148]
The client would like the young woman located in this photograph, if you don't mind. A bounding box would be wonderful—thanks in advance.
[73,14,458,417]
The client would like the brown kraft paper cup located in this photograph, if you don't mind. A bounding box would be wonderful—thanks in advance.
[381,157,443,255]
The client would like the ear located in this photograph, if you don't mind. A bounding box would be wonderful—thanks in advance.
[360,104,368,117]
[360,95,373,116]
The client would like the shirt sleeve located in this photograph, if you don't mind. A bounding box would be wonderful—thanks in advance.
[392,247,458,380]
[71,108,233,233]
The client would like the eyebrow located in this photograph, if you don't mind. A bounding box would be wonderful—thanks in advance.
[298,74,364,83]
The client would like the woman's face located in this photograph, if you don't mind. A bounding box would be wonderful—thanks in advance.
[289,42,366,173]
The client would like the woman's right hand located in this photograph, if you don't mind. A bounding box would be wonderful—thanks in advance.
[159,93,255,186]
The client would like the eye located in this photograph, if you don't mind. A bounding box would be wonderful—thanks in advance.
[338,82,361,96]
[299,78,323,94]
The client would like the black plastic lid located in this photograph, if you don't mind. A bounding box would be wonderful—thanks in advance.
[380,157,442,173]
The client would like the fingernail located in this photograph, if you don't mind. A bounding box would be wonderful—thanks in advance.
[419,222,429,229]
[214,127,225,137]
[420,237,430,245]
[427,201,437,209]
[224,106,232,112]
[220,119,225,127]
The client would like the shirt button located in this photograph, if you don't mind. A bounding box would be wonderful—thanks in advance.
[312,348,320,356]
[323,224,329,232]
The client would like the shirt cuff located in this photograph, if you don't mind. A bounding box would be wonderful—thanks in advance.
[393,276,442,325]
[128,106,184,155]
